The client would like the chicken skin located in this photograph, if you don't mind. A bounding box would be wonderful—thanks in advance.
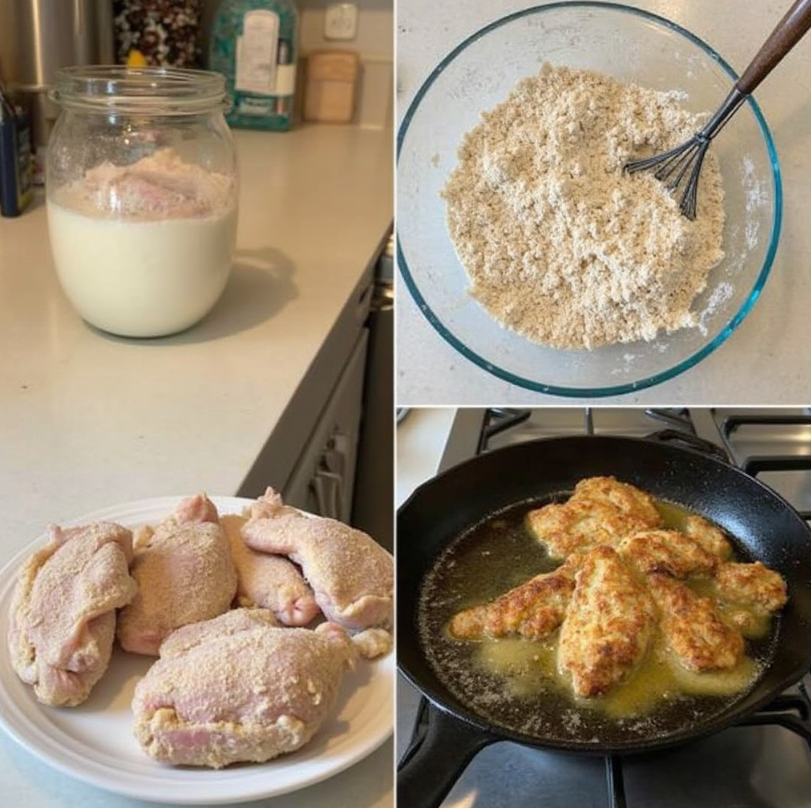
[242,488,393,631]
[648,573,744,672]
[450,555,581,641]
[527,477,663,559]
[222,514,319,626]
[117,494,237,655]
[558,546,657,698]
[617,529,717,579]
[8,522,137,706]
[132,609,357,768]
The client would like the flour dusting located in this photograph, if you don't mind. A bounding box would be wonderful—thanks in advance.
[442,64,726,350]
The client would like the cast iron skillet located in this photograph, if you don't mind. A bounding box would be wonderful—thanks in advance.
[397,433,811,808]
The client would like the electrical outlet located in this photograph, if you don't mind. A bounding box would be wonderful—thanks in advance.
[325,3,358,41]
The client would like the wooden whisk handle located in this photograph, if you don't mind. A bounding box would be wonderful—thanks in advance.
[737,0,811,95]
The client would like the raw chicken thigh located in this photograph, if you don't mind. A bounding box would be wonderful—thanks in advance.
[8,522,137,706]
[132,608,357,768]
[242,488,394,630]
[221,513,319,626]
[117,494,237,655]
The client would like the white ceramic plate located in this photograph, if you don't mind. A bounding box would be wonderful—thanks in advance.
[0,496,394,805]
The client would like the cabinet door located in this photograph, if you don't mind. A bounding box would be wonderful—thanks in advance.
[282,330,369,523]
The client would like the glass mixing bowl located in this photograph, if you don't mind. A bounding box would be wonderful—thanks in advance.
[397,2,781,397]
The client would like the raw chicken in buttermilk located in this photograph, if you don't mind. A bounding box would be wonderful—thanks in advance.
[7,521,137,706]
[117,494,237,655]
[132,608,358,768]
[242,488,394,631]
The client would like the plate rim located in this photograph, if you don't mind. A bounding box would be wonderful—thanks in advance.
[0,495,394,805]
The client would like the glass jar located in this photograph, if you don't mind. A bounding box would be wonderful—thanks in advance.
[46,66,238,338]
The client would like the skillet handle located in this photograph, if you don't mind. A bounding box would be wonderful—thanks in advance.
[644,429,730,464]
[398,701,498,808]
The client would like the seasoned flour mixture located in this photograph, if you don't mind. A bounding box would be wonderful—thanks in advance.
[442,64,726,350]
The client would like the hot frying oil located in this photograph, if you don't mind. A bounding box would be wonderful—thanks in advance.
[417,495,779,743]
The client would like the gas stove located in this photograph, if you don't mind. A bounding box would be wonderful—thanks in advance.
[397,407,811,808]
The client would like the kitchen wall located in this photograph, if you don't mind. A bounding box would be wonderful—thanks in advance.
[0,1,392,127]
[202,0,393,127]
[0,1,17,83]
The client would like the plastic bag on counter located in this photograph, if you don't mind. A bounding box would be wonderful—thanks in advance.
[114,0,203,68]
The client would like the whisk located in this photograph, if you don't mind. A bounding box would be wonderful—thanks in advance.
[625,0,811,220]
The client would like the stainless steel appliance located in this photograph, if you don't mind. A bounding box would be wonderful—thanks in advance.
[398,407,811,808]
[6,1,114,161]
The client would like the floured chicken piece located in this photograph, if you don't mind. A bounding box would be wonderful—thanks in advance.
[132,608,357,768]
[683,514,734,560]
[117,494,237,655]
[449,554,581,641]
[617,529,717,578]
[8,522,137,706]
[648,573,744,672]
[558,546,657,698]
[527,476,663,559]
[242,488,394,631]
[351,627,393,659]
[222,513,319,626]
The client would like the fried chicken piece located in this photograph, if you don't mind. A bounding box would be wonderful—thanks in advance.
[132,609,357,768]
[527,477,663,560]
[572,476,662,526]
[683,514,734,560]
[648,573,744,672]
[617,529,717,578]
[449,555,581,641]
[117,495,237,655]
[222,514,319,626]
[242,488,393,630]
[558,546,656,698]
[713,561,788,614]
[8,522,137,706]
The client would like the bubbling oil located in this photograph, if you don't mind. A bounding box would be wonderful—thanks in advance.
[417,495,779,744]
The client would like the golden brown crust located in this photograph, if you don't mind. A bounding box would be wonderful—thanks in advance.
[558,546,657,698]
[617,529,717,578]
[449,555,581,641]
[572,476,662,526]
[683,514,734,560]
[714,561,788,614]
[648,573,744,672]
[527,477,663,559]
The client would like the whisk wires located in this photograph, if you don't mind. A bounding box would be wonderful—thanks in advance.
[624,87,747,221]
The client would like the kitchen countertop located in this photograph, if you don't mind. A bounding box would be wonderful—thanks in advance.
[0,123,393,807]
[396,0,811,405]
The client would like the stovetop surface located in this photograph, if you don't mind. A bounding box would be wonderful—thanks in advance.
[398,407,811,808]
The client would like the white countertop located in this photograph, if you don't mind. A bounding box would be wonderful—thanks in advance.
[396,0,811,405]
[0,123,393,807]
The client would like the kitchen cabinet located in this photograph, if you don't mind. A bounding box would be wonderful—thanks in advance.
[280,329,368,521]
